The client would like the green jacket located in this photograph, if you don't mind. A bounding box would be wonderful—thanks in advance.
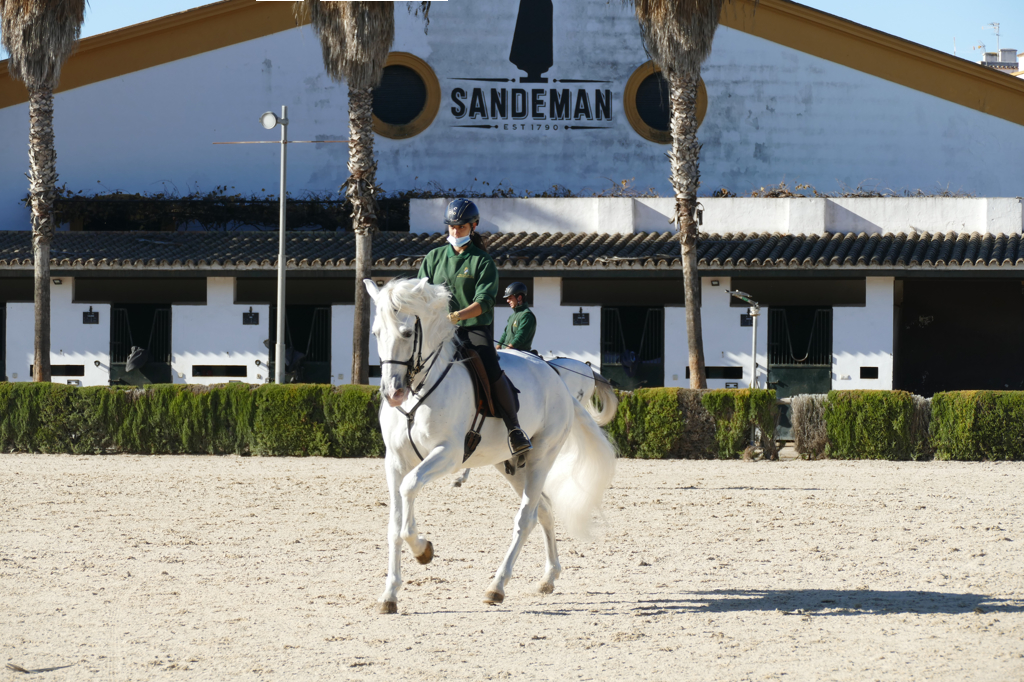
[416,243,498,328]
[498,305,537,350]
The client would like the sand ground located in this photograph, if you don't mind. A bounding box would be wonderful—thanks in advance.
[2,455,1023,681]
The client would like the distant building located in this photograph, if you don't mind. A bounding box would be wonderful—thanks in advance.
[979,49,1019,71]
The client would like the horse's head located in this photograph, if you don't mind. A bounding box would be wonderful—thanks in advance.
[365,278,454,407]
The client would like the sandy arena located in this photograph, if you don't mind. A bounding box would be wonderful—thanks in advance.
[2,454,1023,681]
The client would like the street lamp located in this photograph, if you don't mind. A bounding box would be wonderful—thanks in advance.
[261,107,288,384]
[727,289,761,389]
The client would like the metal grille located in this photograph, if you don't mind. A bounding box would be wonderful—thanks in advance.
[148,309,171,363]
[110,308,132,363]
[601,308,623,365]
[305,307,331,362]
[638,308,663,362]
[768,308,832,366]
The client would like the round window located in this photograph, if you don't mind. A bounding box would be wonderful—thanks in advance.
[624,61,707,144]
[371,53,440,140]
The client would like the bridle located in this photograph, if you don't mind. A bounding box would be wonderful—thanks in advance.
[378,312,457,462]
[378,315,442,391]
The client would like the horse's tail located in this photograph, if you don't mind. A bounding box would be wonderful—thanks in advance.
[586,371,619,427]
[544,398,617,540]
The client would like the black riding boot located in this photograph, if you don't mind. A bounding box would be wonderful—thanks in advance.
[491,374,532,473]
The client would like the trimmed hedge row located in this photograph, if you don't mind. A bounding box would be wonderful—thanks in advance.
[3,383,1021,461]
[0,383,384,457]
[604,388,778,459]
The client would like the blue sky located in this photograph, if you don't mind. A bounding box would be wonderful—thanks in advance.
[3,1,1023,62]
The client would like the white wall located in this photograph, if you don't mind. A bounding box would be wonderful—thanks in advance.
[832,277,894,390]
[414,197,1024,236]
[6,277,110,386]
[331,303,363,386]
[3,2,1024,229]
[664,276,768,390]
[495,277,599,365]
[171,277,269,385]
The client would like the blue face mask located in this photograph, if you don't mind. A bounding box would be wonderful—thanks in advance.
[447,234,471,248]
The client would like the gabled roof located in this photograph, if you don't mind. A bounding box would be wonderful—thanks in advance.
[2,0,1024,127]
[0,230,1023,275]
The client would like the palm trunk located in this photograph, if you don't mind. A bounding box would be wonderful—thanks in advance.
[348,87,378,385]
[28,86,56,383]
[668,70,707,389]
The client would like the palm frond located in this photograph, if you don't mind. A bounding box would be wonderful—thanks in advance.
[296,0,394,90]
[0,0,87,87]
[622,0,727,75]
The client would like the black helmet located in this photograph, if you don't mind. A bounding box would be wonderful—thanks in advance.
[444,198,480,226]
[503,282,528,299]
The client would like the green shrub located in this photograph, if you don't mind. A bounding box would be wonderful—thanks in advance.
[701,389,778,459]
[324,385,385,458]
[605,388,686,459]
[251,384,332,457]
[206,383,258,455]
[931,391,1024,461]
[822,390,918,460]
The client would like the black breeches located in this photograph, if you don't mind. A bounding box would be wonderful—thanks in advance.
[457,324,502,384]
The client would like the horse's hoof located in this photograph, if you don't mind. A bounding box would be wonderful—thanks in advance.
[483,590,505,605]
[452,480,462,488]
[379,600,398,615]
[537,582,555,594]
[415,541,434,565]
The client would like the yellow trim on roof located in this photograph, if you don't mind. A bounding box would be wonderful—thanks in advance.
[0,0,305,109]
[2,0,1024,128]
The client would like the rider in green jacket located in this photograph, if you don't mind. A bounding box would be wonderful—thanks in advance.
[417,199,533,463]
[497,282,537,352]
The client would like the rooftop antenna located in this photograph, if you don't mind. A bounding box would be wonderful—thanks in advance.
[987,22,1001,52]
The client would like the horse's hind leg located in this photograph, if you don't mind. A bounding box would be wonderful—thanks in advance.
[485,450,556,605]
[535,492,561,594]
[452,468,471,487]
[496,470,561,595]
[379,452,405,614]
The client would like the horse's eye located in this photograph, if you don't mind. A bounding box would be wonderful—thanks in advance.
[400,329,413,339]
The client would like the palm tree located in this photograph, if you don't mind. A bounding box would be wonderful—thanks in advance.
[1,0,86,383]
[623,0,727,389]
[298,1,395,385]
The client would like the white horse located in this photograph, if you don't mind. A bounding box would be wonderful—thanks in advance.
[366,278,617,614]
[452,355,618,487]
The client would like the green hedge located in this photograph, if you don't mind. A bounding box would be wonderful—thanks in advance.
[605,388,778,459]
[931,391,1024,461]
[821,390,921,460]
[0,383,384,457]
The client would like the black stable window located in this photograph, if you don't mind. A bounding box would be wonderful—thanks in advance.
[30,364,85,377]
[860,366,879,379]
[373,65,427,125]
[686,366,744,380]
[192,365,247,378]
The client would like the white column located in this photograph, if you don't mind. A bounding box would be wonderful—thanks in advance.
[832,276,894,389]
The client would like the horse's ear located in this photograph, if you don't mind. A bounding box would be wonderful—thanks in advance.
[363,279,380,303]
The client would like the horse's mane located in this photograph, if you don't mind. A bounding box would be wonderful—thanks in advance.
[377,278,457,352]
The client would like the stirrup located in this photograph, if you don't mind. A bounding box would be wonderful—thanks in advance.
[507,428,532,456]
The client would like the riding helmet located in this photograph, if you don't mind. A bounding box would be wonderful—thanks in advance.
[503,282,528,299]
[444,198,480,226]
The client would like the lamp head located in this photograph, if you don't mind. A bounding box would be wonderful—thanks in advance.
[260,112,279,130]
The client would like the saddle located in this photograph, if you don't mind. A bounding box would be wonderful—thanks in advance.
[456,345,520,461]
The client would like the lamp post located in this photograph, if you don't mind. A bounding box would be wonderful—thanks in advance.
[260,107,288,384]
[727,289,761,389]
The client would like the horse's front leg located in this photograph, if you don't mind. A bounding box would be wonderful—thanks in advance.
[379,450,406,614]
[399,443,458,563]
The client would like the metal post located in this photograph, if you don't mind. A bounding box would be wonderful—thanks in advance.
[750,306,758,389]
[275,105,288,384]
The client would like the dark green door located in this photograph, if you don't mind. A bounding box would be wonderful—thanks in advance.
[600,307,664,390]
[268,306,332,384]
[767,307,833,439]
[109,306,173,386]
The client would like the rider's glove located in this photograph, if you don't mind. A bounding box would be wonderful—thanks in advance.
[448,311,461,325]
